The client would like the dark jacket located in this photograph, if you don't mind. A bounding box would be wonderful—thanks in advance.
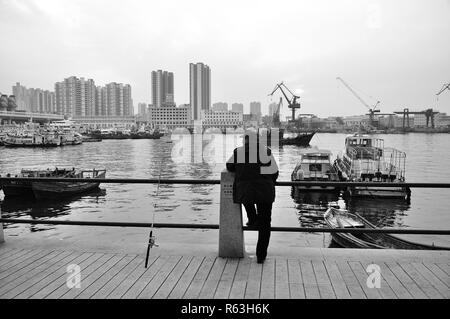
[226,144,279,204]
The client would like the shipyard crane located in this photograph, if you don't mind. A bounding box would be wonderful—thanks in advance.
[436,83,450,98]
[268,82,301,123]
[336,77,382,127]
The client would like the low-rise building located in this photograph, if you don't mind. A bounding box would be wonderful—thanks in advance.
[201,110,243,129]
[146,105,191,129]
[72,115,136,130]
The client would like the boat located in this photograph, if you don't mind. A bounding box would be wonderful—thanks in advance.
[324,207,450,250]
[31,169,106,199]
[334,133,410,199]
[0,168,72,197]
[291,148,341,192]
[264,128,315,147]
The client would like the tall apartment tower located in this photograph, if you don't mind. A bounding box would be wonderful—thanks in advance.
[151,70,175,107]
[189,62,211,120]
[55,76,95,117]
[231,103,244,113]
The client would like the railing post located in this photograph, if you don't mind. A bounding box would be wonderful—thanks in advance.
[0,204,4,243]
[219,169,245,258]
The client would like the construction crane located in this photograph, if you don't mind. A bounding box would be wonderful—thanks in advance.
[394,108,439,129]
[268,82,301,123]
[436,83,450,98]
[336,77,382,127]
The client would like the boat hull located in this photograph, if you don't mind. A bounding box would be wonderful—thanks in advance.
[1,182,34,197]
[349,186,410,198]
[32,181,101,199]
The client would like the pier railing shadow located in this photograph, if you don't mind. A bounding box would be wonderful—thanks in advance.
[1,170,450,257]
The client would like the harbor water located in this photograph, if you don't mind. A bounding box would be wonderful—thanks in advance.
[1,133,449,248]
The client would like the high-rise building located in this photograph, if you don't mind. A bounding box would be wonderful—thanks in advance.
[55,77,133,117]
[138,103,148,115]
[250,101,262,122]
[231,103,244,113]
[268,102,278,116]
[151,70,175,107]
[13,82,55,113]
[212,102,228,112]
[189,62,211,120]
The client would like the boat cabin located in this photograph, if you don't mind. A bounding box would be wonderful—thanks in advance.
[292,149,338,181]
[344,134,384,160]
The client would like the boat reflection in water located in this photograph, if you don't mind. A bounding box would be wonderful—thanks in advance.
[0,188,106,232]
[291,187,342,228]
[345,197,411,229]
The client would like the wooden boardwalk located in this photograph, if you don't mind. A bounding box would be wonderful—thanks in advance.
[0,246,448,299]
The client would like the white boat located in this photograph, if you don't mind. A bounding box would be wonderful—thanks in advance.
[334,134,410,199]
[291,148,340,192]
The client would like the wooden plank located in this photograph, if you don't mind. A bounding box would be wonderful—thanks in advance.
[412,262,449,298]
[153,256,193,299]
[138,255,182,299]
[335,261,366,299]
[198,257,227,299]
[275,258,290,299]
[76,255,136,299]
[435,263,450,277]
[60,254,125,299]
[183,256,215,299]
[398,263,443,299]
[348,261,383,299]
[168,256,204,299]
[45,253,114,299]
[0,250,63,285]
[385,261,428,299]
[107,256,158,299]
[300,261,320,299]
[244,259,262,299]
[0,249,30,267]
[30,253,104,299]
[0,250,79,298]
[229,258,251,299]
[323,261,351,299]
[91,255,143,299]
[312,260,336,299]
[0,248,24,260]
[0,249,47,270]
[287,259,305,299]
[214,258,239,299]
[423,263,450,288]
[14,252,95,299]
[259,258,275,299]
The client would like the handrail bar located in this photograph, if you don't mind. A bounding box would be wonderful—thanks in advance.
[1,218,449,235]
[1,177,450,188]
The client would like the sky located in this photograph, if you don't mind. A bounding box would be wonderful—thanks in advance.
[0,0,449,118]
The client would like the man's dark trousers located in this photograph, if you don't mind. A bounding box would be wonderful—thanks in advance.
[244,202,272,260]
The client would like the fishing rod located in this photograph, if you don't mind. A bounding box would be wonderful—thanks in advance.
[144,156,164,268]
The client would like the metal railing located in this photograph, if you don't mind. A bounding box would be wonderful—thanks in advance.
[1,174,449,257]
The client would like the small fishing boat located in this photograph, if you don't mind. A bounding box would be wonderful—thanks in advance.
[31,168,106,199]
[291,148,340,191]
[324,207,450,250]
[0,168,71,197]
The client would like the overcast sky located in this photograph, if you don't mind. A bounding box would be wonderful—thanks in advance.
[0,0,449,117]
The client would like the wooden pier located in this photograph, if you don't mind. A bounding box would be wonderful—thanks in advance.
[0,245,448,299]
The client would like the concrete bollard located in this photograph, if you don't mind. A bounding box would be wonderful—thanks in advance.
[0,204,4,243]
[219,170,245,258]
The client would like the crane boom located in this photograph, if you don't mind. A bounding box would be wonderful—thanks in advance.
[336,77,379,110]
[436,83,450,96]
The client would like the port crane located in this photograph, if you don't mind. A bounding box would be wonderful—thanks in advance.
[336,77,391,127]
[268,82,301,123]
[436,83,450,98]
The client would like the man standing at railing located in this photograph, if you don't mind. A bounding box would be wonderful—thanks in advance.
[226,131,279,264]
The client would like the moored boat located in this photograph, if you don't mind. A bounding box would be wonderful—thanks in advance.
[291,148,340,192]
[31,169,106,199]
[324,207,450,250]
[334,134,410,199]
